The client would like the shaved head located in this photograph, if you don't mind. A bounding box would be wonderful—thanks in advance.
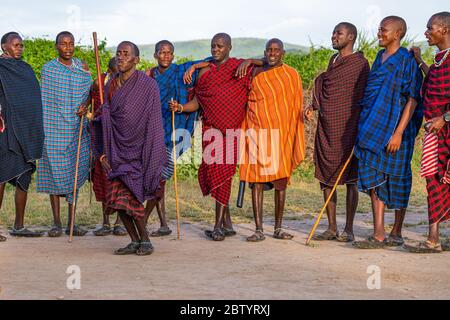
[155,40,174,53]
[431,11,450,29]
[1,32,20,47]
[55,31,74,45]
[336,22,358,40]
[382,16,408,39]
[212,33,232,46]
[266,38,284,50]
[118,41,140,57]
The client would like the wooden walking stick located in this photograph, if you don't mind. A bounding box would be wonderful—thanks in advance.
[306,149,355,246]
[171,99,181,240]
[69,115,85,243]
[89,98,95,206]
[93,32,105,105]
[89,33,105,205]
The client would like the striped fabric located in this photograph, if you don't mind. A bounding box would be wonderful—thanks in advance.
[240,64,305,184]
[36,58,92,204]
[422,49,450,224]
[149,61,203,181]
[355,48,423,210]
[194,58,253,205]
[313,52,370,187]
[0,102,4,133]
[421,132,439,178]
[102,71,166,204]
[0,58,44,191]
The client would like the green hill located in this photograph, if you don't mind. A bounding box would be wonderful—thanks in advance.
[109,38,308,61]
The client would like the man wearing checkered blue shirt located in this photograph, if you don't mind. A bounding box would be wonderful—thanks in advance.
[353,16,423,250]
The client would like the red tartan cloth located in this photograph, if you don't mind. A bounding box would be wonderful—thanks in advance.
[313,52,370,186]
[195,58,253,204]
[426,175,450,224]
[91,73,110,204]
[198,124,235,205]
[195,58,252,133]
[92,159,108,203]
[422,50,450,223]
[106,179,145,219]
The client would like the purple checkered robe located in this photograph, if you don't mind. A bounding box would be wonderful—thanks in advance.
[102,71,166,203]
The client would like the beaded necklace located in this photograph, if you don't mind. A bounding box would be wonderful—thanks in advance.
[434,48,450,68]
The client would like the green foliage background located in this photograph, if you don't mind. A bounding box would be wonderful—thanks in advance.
[22,38,155,79]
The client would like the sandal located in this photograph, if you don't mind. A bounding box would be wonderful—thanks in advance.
[353,236,387,250]
[404,241,443,254]
[94,225,112,237]
[312,230,338,241]
[205,228,237,238]
[247,230,266,242]
[48,225,63,238]
[136,241,154,256]
[65,225,88,237]
[0,234,6,242]
[273,229,294,240]
[385,235,405,247]
[113,225,128,237]
[150,226,172,238]
[10,227,44,238]
[442,241,450,252]
[205,229,225,241]
[337,231,355,243]
[114,242,140,255]
[222,228,237,237]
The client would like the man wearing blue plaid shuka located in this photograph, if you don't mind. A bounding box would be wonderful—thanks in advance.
[353,17,423,250]
[36,32,92,238]
[144,40,209,237]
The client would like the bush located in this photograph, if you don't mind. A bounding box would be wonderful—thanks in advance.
[22,37,154,79]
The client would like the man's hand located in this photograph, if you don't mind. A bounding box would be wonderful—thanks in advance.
[425,116,446,134]
[183,65,196,85]
[169,99,181,113]
[387,132,403,154]
[77,104,88,117]
[304,106,315,121]
[100,155,112,174]
[235,60,253,78]
[409,46,423,65]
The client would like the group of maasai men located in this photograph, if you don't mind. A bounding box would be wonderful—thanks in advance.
[0,12,449,256]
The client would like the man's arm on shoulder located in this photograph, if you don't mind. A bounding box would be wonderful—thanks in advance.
[183,60,211,85]
[235,58,265,78]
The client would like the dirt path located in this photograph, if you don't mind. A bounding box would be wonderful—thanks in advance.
[1,212,449,300]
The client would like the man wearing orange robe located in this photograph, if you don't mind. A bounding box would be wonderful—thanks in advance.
[240,39,306,242]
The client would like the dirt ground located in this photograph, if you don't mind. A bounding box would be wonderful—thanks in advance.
[0,211,449,300]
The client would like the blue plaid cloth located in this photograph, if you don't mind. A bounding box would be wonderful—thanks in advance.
[358,164,412,210]
[355,48,423,209]
[153,61,205,180]
[36,59,92,204]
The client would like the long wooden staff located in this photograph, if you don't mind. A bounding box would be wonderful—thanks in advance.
[93,32,105,105]
[171,100,181,240]
[89,98,94,206]
[69,115,85,243]
[90,32,105,205]
[306,149,355,246]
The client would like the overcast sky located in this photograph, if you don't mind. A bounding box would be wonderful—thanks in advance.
[0,0,447,47]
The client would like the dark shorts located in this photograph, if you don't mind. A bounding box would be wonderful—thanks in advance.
[320,181,357,191]
[249,178,289,192]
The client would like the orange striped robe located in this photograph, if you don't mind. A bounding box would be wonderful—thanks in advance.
[239,64,305,184]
